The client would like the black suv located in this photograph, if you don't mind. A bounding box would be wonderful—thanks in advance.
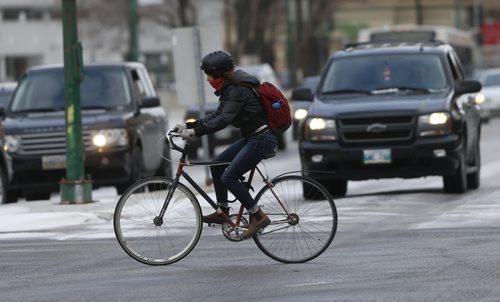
[293,41,482,196]
[1,63,171,202]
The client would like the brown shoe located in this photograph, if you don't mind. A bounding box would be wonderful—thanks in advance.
[242,208,271,239]
[202,207,229,224]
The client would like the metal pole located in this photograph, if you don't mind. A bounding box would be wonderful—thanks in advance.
[60,0,92,204]
[454,0,462,29]
[287,0,298,88]
[193,28,211,186]
[129,0,139,61]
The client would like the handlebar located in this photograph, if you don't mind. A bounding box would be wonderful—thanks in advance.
[166,129,185,153]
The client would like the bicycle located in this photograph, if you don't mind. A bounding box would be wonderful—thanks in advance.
[113,130,338,265]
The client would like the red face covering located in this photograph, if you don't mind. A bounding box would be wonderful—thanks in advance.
[208,77,225,91]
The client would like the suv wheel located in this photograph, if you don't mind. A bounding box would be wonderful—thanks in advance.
[277,133,286,150]
[310,179,347,197]
[5,190,19,204]
[466,141,481,190]
[325,180,348,197]
[25,191,51,201]
[303,182,323,200]
[117,146,144,195]
[443,149,467,193]
[0,168,6,204]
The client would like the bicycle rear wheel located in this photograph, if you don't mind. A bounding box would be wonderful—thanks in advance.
[114,177,202,265]
[253,175,337,263]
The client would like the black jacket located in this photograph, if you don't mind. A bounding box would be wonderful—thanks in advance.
[188,70,268,138]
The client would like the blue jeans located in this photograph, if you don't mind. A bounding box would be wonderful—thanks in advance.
[211,131,277,210]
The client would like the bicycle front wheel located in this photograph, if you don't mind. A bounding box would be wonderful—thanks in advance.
[253,175,337,263]
[114,177,203,266]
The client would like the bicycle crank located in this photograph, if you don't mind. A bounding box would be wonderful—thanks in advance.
[222,214,249,242]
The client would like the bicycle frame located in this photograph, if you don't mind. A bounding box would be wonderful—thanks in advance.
[160,131,291,231]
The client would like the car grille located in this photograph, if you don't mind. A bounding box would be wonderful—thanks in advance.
[338,115,415,144]
[18,130,94,155]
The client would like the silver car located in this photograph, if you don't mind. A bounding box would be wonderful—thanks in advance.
[474,68,500,118]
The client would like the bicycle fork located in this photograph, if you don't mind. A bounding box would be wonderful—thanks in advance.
[154,159,187,226]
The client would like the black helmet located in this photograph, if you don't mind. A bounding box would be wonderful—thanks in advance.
[200,50,234,76]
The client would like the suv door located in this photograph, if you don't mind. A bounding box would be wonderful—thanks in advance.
[448,51,480,158]
[129,67,167,172]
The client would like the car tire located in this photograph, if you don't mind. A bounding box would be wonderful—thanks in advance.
[5,190,19,204]
[466,141,481,190]
[303,182,323,200]
[25,191,51,201]
[116,146,144,195]
[0,167,6,204]
[277,133,286,150]
[443,148,467,194]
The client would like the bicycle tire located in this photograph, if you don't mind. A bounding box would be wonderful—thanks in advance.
[253,175,337,263]
[114,176,203,266]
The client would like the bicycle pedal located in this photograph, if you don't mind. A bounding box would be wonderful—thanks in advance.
[207,223,222,228]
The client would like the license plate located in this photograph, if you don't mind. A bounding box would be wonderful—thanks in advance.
[42,155,67,170]
[363,149,391,164]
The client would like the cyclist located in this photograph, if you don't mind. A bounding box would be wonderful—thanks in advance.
[175,50,277,239]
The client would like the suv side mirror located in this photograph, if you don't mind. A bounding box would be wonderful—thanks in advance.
[455,80,482,96]
[291,87,314,101]
[141,96,160,108]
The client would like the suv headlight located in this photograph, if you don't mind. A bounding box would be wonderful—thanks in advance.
[304,118,337,141]
[90,129,129,148]
[417,112,451,137]
[294,108,308,120]
[4,135,20,153]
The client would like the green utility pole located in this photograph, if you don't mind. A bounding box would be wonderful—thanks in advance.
[60,0,92,204]
[129,0,139,61]
[287,0,298,88]
[454,0,462,29]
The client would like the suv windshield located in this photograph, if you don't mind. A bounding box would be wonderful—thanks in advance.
[320,53,448,97]
[10,67,132,113]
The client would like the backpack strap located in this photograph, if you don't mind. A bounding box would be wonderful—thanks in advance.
[238,82,260,98]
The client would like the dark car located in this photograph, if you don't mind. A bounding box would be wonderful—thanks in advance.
[294,41,482,196]
[1,63,171,201]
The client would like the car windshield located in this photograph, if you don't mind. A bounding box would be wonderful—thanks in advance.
[320,53,448,98]
[10,67,132,113]
[482,73,500,87]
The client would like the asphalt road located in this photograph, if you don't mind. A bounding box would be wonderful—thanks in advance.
[1,119,500,302]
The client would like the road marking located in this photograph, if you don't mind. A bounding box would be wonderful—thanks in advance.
[286,281,335,288]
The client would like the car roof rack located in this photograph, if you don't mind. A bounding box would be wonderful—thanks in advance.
[343,39,446,50]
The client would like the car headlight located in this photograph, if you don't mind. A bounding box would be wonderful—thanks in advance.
[90,129,128,148]
[474,94,485,105]
[185,118,196,123]
[294,108,308,120]
[4,135,20,153]
[305,118,337,141]
[417,112,451,137]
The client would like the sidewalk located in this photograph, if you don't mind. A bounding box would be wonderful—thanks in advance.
[0,185,218,241]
